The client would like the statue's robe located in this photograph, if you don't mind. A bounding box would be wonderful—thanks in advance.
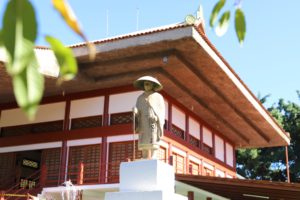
[135,91,165,150]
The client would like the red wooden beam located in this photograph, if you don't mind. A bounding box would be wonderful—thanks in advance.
[77,162,84,185]
[187,191,194,200]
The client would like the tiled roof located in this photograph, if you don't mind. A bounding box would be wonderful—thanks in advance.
[176,174,300,200]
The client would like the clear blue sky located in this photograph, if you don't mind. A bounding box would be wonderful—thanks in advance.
[1,0,299,107]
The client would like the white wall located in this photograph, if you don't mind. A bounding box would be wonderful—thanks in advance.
[164,100,169,120]
[0,142,62,153]
[226,174,233,178]
[109,91,142,114]
[171,106,185,130]
[202,126,212,147]
[226,143,234,167]
[215,169,225,177]
[67,138,102,146]
[215,135,224,162]
[172,146,187,157]
[70,96,104,119]
[107,134,138,143]
[203,161,214,171]
[189,155,201,165]
[0,102,65,127]
[189,117,200,139]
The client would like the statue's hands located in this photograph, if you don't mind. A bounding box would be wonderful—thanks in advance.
[133,107,138,115]
[153,115,158,122]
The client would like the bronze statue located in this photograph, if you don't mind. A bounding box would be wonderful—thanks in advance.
[133,76,165,159]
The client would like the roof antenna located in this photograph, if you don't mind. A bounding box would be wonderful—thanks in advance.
[136,7,140,31]
[106,9,109,36]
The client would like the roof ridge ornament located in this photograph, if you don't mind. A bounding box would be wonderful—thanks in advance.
[184,4,206,34]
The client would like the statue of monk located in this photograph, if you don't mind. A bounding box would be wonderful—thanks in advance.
[133,76,165,159]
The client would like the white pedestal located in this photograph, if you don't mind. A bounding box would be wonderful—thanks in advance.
[105,191,187,200]
[105,160,187,200]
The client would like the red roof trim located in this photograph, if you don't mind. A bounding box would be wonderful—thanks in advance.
[32,23,288,139]
[192,25,289,139]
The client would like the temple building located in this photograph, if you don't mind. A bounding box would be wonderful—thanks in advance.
[0,23,298,199]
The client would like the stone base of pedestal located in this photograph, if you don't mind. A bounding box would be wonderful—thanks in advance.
[105,191,187,200]
[104,160,187,200]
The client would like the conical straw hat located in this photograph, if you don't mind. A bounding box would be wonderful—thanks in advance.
[133,76,163,91]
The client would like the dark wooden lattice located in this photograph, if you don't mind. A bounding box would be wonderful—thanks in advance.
[1,120,63,137]
[189,135,200,147]
[171,124,185,140]
[41,148,61,187]
[31,121,63,133]
[110,112,133,125]
[0,153,15,189]
[203,143,213,155]
[71,115,102,130]
[108,141,142,183]
[68,144,101,184]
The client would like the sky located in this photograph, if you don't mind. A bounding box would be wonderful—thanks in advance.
[0,0,299,108]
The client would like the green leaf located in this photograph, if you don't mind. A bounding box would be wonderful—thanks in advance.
[45,35,78,82]
[215,11,231,37]
[2,0,37,75]
[209,0,226,28]
[0,29,3,46]
[235,8,246,45]
[12,57,44,119]
[51,0,96,61]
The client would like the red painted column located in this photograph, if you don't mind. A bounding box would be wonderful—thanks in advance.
[59,141,68,184]
[212,132,215,157]
[200,158,203,175]
[187,191,194,200]
[103,95,110,126]
[0,191,4,200]
[200,124,203,150]
[233,145,237,172]
[77,162,84,185]
[285,146,290,183]
[185,115,189,143]
[59,99,71,184]
[40,164,47,187]
[168,142,173,165]
[0,109,2,137]
[224,141,227,165]
[100,137,108,184]
[63,98,71,131]
[186,153,190,174]
[100,95,109,183]
[168,103,172,132]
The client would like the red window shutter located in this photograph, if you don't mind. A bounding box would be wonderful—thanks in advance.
[189,161,200,175]
[0,152,16,189]
[41,148,61,187]
[157,147,167,163]
[172,153,184,174]
[108,141,142,183]
[68,144,101,184]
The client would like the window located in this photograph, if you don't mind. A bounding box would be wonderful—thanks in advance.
[71,115,102,130]
[41,148,61,187]
[68,144,101,184]
[110,112,133,125]
[189,161,200,175]
[172,153,184,174]
[108,142,142,183]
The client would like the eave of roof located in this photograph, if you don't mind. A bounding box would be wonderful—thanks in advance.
[176,174,300,200]
[0,23,290,148]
